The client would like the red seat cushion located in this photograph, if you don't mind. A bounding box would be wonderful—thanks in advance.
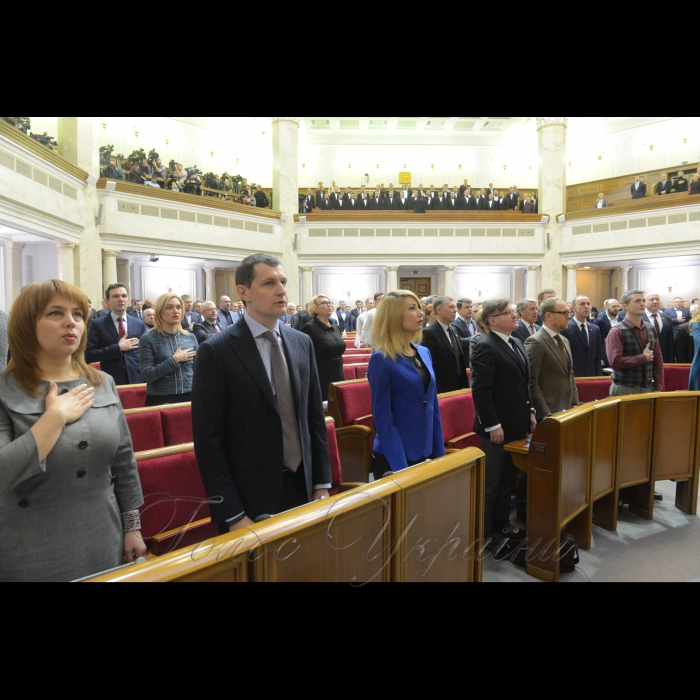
[137,450,211,551]
[326,422,343,496]
[161,406,193,447]
[126,412,165,453]
[118,387,147,410]
[334,381,372,427]
[577,379,612,403]
[451,434,483,450]
[353,365,369,380]
[343,366,356,381]
[439,392,475,443]
[664,365,691,392]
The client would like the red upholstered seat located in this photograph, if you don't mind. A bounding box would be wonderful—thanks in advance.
[664,365,691,392]
[326,420,344,496]
[439,391,482,450]
[333,381,372,427]
[161,406,194,447]
[118,386,147,410]
[576,379,612,403]
[137,449,216,553]
[126,412,165,453]
[343,355,371,365]
[353,364,369,380]
[343,366,356,381]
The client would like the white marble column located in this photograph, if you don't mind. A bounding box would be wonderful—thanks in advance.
[116,257,133,292]
[6,242,25,306]
[301,267,314,306]
[102,250,118,293]
[537,117,568,296]
[387,266,399,293]
[526,266,540,299]
[58,117,102,304]
[437,267,446,297]
[272,117,301,305]
[513,268,526,303]
[444,266,456,299]
[566,265,578,304]
[204,267,217,302]
[215,268,226,301]
[618,266,631,294]
[55,242,76,285]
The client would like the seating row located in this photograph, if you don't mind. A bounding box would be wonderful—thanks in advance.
[89,447,486,583]
[505,391,700,582]
[344,364,369,381]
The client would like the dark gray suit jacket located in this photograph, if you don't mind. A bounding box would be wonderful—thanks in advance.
[193,319,221,345]
[191,319,331,524]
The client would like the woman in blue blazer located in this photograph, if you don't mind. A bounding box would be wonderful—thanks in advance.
[367,291,445,480]
[690,314,700,391]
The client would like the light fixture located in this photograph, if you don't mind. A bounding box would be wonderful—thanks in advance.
[150,254,160,263]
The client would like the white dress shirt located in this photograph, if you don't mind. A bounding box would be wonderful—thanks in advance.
[646,311,664,331]
[438,320,455,348]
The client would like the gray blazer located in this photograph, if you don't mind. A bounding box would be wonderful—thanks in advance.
[595,199,609,208]
[0,311,8,373]
[0,372,143,582]
[524,329,580,421]
[139,329,198,397]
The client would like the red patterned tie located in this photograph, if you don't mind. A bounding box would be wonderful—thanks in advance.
[118,317,126,340]
[214,323,220,334]
[653,314,660,336]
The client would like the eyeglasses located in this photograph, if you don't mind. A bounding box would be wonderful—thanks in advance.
[491,311,518,319]
[550,311,571,316]
[318,301,333,307]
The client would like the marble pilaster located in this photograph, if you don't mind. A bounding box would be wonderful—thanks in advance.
[204,267,217,302]
[6,242,25,306]
[272,118,301,305]
[387,266,399,293]
[444,266,456,299]
[565,265,578,304]
[618,266,631,296]
[301,267,314,306]
[116,258,133,293]
[513,268,526,303]
[55,242,76,285]
[526,266,540,299]
[437,267,446,297]
[537,117,568,296]
[102,250,118,294]
[215,268,226,301]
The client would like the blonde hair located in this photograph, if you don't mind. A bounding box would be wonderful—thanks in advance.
[308,295,332,319]
[691,309,700,329]
[371,291,423,361]
[154,293,189,335]
[4,280,103,397]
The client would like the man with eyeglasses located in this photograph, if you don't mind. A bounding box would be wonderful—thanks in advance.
[471,300,537,552]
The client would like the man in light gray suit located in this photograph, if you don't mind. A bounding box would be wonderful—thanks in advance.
[193,302,223,344]
[525,297,580,423]
[0,310,8,373]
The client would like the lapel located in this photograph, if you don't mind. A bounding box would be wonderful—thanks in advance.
[570,320,590,351]
[435,323,456,357]
[541,330,569,373]
[492,333,527,378]
[103,315,120,345]
[229,319,278,415]
[279,324,303,407]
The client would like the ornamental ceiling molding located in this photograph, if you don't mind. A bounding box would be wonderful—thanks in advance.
[562,241,700,263]
[0,196,83,242]
[298,254,544,266]
[100,234,282,260]
[536,117,568,130]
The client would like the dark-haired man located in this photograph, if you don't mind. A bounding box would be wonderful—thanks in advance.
[192,254,332,533]
[182,295,202,332]
[86,283,147,386]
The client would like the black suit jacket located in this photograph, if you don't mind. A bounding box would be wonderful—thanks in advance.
[316,194,330,210]
[398,197,412,211]
[336,311,356,333]
[674,177,689,193]
[384,196,399,211]
[182,311,202,331]
[193,319,222,344]
[451,316,478,367]
[369,197,384,210]
[460,196,475,211]
[292,311,312,331]
[358,197,371,211]
[484,200,500,212]
[470,333,533,443]
[505,194,519,210]
[512,319,540,345]
[303,195,316,211]
[675,323,695,363]
[562,320,605,377]
[656,181,673,195]
[85,314,148,386]
[446,198,460,211]
[421,323,469,394]
[192,320,332,524]
[330,192,342,209]
[631,182,647,199]
[643,313,675,363]
[351,308,363,320]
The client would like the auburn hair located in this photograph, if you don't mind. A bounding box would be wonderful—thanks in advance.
[371,290,423,361]
[4,280,103,397]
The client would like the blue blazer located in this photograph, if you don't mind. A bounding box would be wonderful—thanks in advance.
[86,315,147,386]
[664,308,691,338]
[690,324,700,391]
[368,346,445,473]
[562,319,605,377]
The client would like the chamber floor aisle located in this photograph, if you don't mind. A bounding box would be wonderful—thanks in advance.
[484,480,700,583]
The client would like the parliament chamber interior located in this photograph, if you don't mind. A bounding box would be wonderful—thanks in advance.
[0,116,699,583]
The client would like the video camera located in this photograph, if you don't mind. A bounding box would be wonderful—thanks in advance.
[3,117,31,133]
[30,132,58,150]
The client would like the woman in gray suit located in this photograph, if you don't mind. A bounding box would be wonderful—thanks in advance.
[0,280,145,582]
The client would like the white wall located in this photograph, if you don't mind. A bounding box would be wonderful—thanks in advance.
[312,267,385,304]
[21,243,58,286]
[131,260,205,302]
[455,270,514,302]
[636,264,700,306]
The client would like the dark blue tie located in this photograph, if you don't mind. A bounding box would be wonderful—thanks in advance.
[509,338,526,371]
[580,323,589,348]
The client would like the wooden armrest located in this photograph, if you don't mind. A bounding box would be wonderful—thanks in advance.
[339,424,373,438]
[338,483,366,493]
[151,517,212,557]
[447,432,482,451]
[445,448,460,455]
[335,425,374,483]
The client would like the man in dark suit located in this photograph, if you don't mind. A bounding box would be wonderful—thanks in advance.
[433,192,447,211]
[421,297,469,394]
[292,304,312,330]
[512,298,541,344]
[452,298,478,368]
[664,297,691,337]
[504,188,519,210]
[459,180,471,195]
[358,192,372,211]
[335,302,356,333]
[446,193,460,211]
[562,296,605,377]
[594,298,620,366]
[128,300,144,320]
[86,283,148,386]
[329,187,342,209]
[484,194,500,212]
[674,171,689,194]
[303,189,316,212]
[341,188,353,206]
[316,191,331,210]
[192,254,332,534]
[181,295,202,332]
[346,192,358,211]
[351,300,364,321]
[193,301,223,344]
[471,299,537,543]
[385,190,399,211]
[656,174,673,196]
[460,188,476,210]
[411,194,430,214]
[643,293,676,363]
[631,176,647,199]
[370,191,384,210]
